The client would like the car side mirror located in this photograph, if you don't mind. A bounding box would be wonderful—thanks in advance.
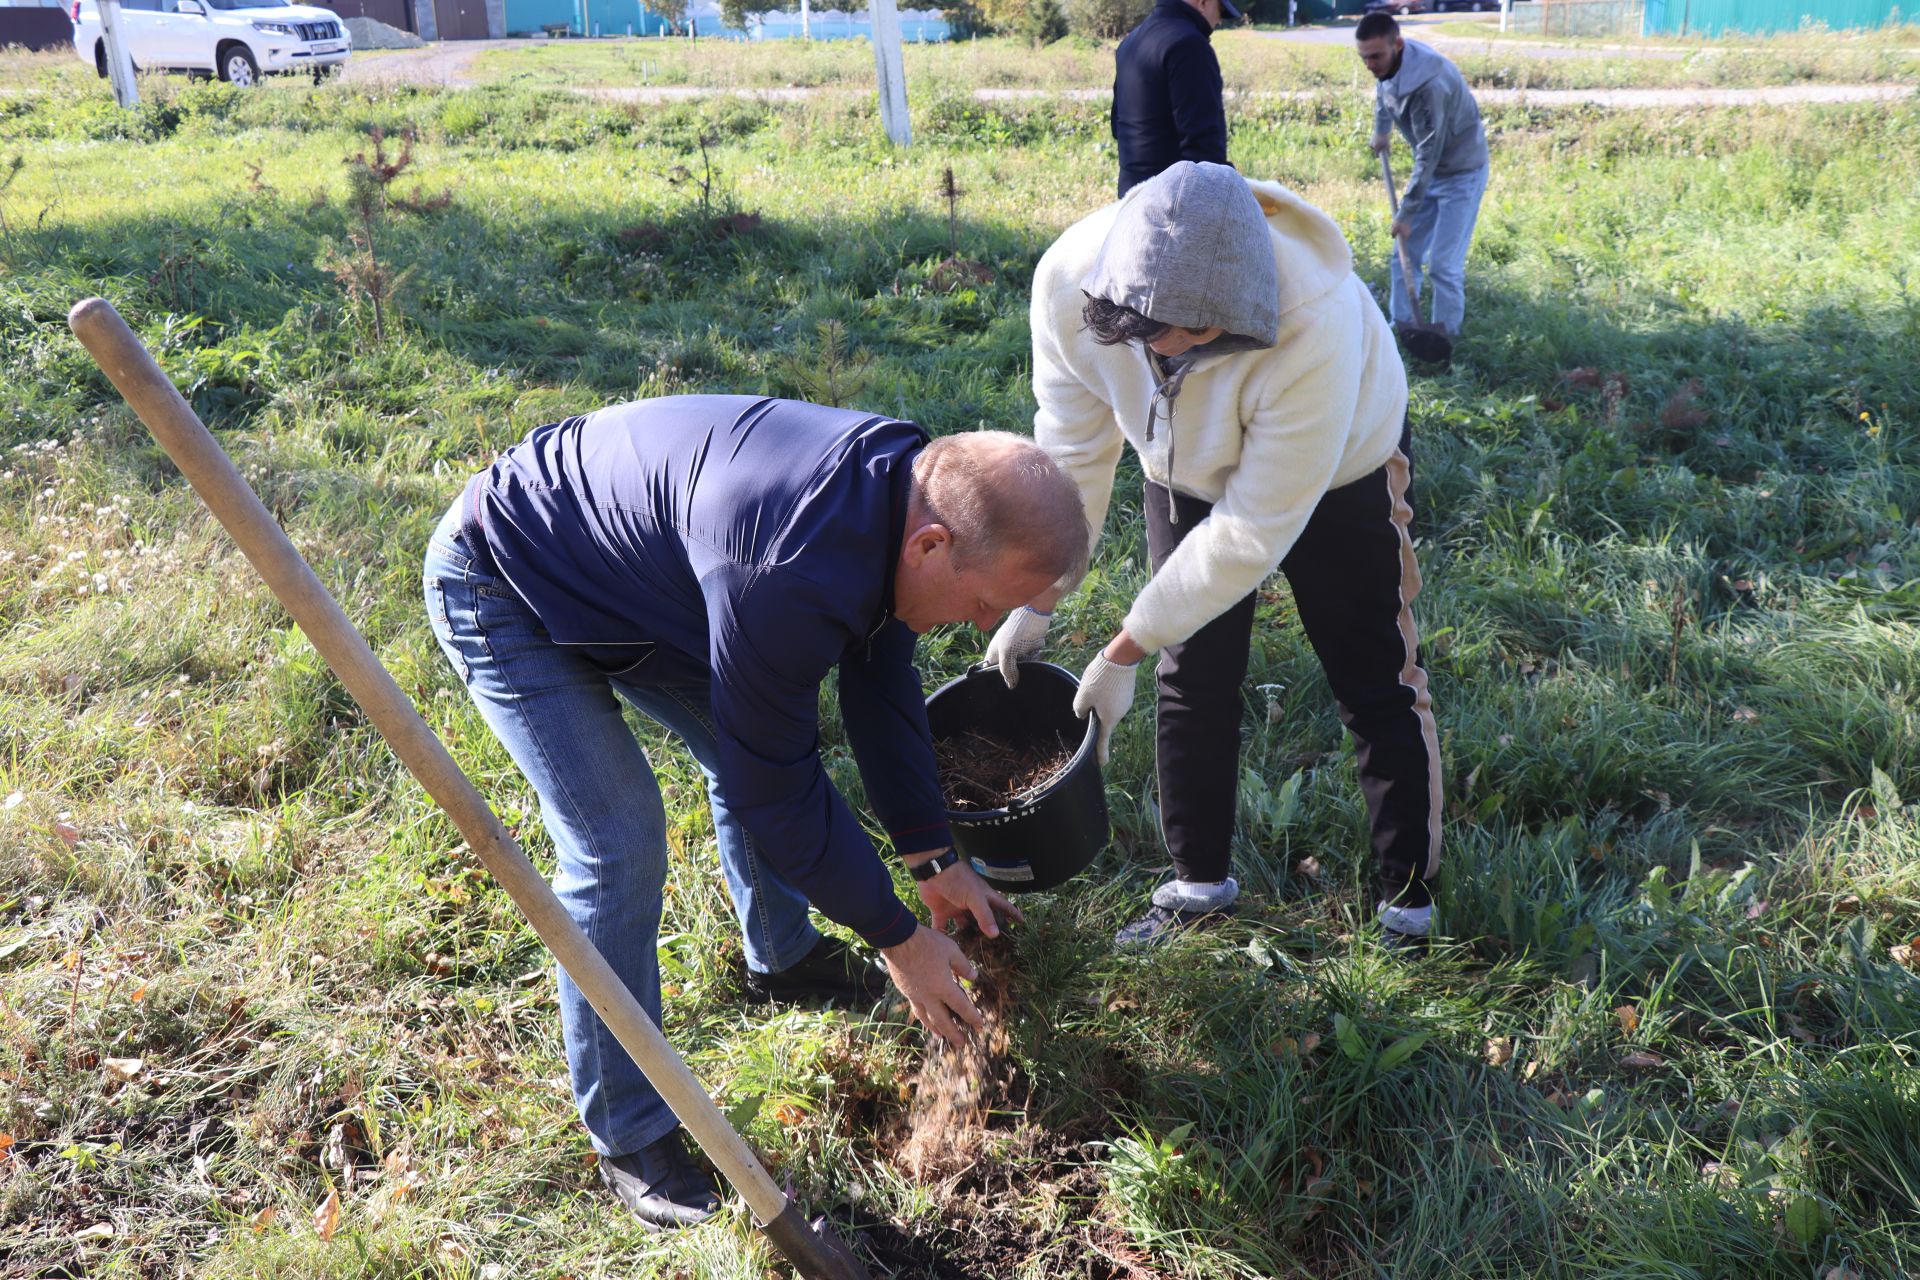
[177,0,206,14]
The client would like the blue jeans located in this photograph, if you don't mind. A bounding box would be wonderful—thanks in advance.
[422,504,819,1157]
[1390,163,1490,337]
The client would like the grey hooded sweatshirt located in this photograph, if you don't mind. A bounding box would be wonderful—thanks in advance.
[1373,39,1487,218]
[1032,162,1407,653]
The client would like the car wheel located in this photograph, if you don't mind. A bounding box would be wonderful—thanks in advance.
[218,44,259,87]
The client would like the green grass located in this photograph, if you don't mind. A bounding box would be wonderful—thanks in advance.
[2,37,1919,1280]
[456,30,1920,90]
[8,27,1919,99]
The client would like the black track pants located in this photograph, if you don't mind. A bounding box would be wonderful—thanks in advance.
[1145,426,1442,908]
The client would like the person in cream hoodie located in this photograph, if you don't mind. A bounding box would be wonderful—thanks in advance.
[988,161,1442,948]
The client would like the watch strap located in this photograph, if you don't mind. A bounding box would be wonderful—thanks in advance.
[908,849,961,882]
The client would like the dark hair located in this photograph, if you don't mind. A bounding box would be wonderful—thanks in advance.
[1355,12,1398,40]
[1081,294,1169,347]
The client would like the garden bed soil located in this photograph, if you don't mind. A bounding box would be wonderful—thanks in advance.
[934,729,1073,812]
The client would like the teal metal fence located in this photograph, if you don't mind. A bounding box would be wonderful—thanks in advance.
[1509,0,1644,36]
[506,0,668,36]
[1642,0,1913,35]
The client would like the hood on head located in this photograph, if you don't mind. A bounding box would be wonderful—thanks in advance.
[1080,161,1281,350]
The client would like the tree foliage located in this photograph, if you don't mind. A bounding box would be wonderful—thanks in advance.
[1065,0,1149,38]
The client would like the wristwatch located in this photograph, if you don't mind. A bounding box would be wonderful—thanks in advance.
[908,849,962,882]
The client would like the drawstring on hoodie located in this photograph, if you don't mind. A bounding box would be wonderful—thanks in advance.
[1144,348,1195,524]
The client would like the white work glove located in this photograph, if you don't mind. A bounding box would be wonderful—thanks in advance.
[1073,652,1139,766]
[984,606,1051,688]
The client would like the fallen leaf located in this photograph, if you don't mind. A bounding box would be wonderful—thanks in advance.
[251,1207,277,1233]
[130,983,149,1002]
[1836,893,1864,914]
[1892,943,1918,970]
[1614,1005,1640,1035]
[102,1057,143,1082]
[3,791,21,809]
[1300,1031,1322,1056]
[1701,1161,1738,1188]
[1620,1050,1663,1070]
[0,1133,13,1151]
[1484,1037,1514,1067]
[1296,857,1323,880]
[312,1188,341,1241]
[1824,1265,1864,1280]
[54,821,80,848]
[437,1239,469,1262]
[73,1222,114,1242]
[771,1103,806,1127]
[1731,707,1758,723]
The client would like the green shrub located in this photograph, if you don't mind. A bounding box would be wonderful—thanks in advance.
[1066,0,1148,39]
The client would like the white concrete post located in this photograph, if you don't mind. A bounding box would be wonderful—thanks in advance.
[868,0,910,146]
[800,0,811,39]
[1500,0,1512,31]
[98,0,140,108]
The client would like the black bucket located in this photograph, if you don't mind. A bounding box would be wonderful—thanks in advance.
[924,660,1109,893]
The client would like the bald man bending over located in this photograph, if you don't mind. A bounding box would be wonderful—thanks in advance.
[424,396,1088,1228]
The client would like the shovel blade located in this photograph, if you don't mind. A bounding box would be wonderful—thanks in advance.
[760,1205,873,1280]
[1397,324,1454,365]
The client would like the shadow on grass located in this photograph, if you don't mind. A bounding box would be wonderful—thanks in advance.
[10,183,1920,1280]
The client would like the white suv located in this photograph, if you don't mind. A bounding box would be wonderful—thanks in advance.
[71,0,352,87]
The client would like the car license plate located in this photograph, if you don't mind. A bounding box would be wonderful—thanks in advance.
[312,41,343,53]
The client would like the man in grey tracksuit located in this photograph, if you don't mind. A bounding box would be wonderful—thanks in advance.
[1356,13,1489,340]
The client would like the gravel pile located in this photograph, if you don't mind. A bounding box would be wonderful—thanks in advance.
[344,16,425,49]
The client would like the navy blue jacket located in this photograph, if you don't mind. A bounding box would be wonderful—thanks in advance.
[1112,0,1228,197]
[460,396,951,949]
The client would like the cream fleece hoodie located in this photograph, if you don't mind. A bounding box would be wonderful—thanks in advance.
[1031,165,1409,654]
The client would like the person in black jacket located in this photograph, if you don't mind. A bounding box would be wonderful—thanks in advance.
[1112,0,1241,197]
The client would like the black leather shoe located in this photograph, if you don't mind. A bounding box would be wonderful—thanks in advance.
[598,1129,721,1230]
[743,935,889,1006]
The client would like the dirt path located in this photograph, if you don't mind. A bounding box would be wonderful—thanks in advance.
[334,38,1915,109]
[337,39,527,89]
[584,82,1912,107]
